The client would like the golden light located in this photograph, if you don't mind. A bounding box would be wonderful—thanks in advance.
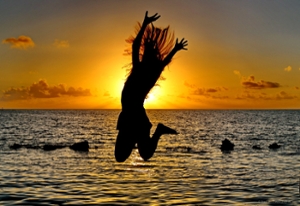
[144,93,156,104]
[115,79,125,96]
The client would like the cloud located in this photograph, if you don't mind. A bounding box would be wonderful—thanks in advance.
[206,88,218,93]
[241,76,280,89]
[1,79,91,101]
[191,87,214,96]
[236,91,257,100]
[184,81,196,89]
[2,87,29,101]
[284,66,292,72]
[192,88,206,96]
[2,35,35,49]
[276,91,297,100]
[184,81,228,99]
[53,39,69,48]
[236,90,298,100]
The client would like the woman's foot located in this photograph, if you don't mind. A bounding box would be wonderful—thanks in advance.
[157,123,178,135]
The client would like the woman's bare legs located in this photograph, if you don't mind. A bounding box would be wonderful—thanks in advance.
[114,130,136,162]
[115,123,177,162]
[138,123,177,161]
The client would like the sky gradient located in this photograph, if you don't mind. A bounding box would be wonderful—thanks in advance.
[1,0,300,109]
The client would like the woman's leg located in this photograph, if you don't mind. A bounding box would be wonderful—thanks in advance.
[114,130,136,162]
[138,123,177,161]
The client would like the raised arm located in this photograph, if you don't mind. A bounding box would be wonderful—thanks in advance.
[132,11,160,66]
[163,38,188,66]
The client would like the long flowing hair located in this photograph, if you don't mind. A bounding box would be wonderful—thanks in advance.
[124,22,175,78]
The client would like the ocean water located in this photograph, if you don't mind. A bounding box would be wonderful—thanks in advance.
[0,109,299,205]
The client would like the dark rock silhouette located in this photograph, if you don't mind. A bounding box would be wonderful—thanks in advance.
[43,144,67,151]
[220,138,234,151]
[269,142,281,149]
[10,143,22,150]
[24,145,40,149]
[166,146,192,153]
[252,145,262,150]
[10,142,89,152]
[69,140,89,152]
[9,143,39,150]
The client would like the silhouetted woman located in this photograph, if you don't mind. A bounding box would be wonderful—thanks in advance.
[115,11,188,162]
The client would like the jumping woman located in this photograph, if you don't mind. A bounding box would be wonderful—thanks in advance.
[115,11,188,162]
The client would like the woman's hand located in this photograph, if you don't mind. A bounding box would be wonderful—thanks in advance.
[175,38,188,51]
[143,11,160,25]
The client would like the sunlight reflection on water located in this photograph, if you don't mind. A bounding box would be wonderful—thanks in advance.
[0,110,299,205]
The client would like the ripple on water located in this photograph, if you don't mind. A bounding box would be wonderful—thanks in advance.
[0,110,300,205]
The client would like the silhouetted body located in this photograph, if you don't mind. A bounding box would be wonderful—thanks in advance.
[115,11,188,162]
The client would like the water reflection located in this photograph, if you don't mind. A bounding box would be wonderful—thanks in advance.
[0,110,299,205]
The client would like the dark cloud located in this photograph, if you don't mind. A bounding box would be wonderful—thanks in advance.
[206,88,218,93]
[193,88,206,96]
[2,35,35,49]
[242,76,280,89]
[1,79,91,101]
[183,81,229,100]
[192,86,227,96]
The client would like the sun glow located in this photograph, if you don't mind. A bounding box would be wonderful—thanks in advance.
[145,93,156,104]
[116,80,125,96]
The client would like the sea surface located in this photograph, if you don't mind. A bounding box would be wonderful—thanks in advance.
[0,110,299,205]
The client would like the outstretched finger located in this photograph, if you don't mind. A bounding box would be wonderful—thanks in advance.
[151,13,160,21]
[182,39,188,50]
[182,40,188,45]
[179,38,185,44]
[148,12,158,18]
[180,38,188,45]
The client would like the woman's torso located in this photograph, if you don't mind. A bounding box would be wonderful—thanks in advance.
[121,62,164,109]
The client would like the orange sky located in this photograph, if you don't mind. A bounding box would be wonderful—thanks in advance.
[1,1,300,109]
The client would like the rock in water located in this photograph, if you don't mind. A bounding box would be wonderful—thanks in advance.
[252,145,262,150]
[220,138,234,151]
[43,144,66,151]
[69,140,89,152]
[43,144,57,151]
[10,143,22,150]
[268,142,281,149]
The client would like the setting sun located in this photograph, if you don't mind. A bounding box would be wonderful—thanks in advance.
[144,92,157,105]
